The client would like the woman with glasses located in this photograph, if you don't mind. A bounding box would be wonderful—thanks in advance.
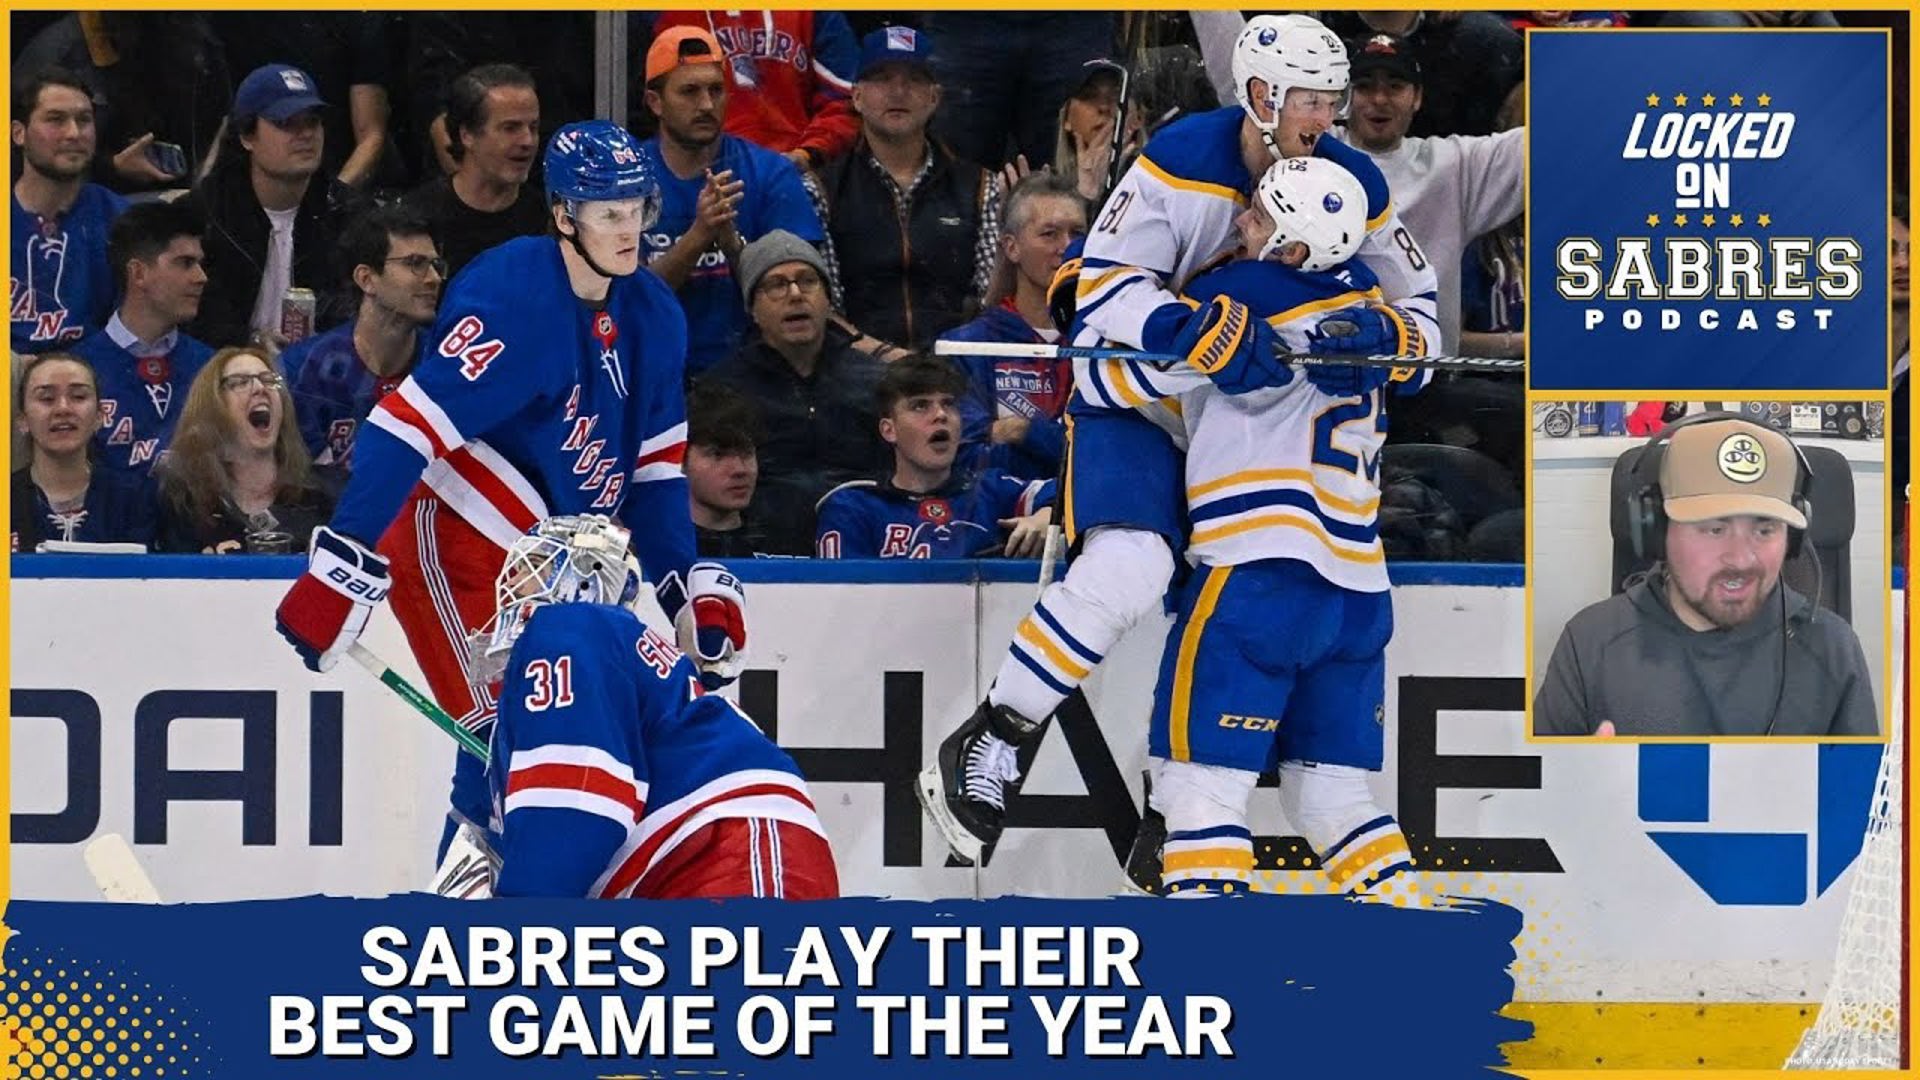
[154,347,340,553]
[11,351,158,551]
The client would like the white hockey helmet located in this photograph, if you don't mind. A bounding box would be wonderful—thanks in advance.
[473,514,643,678]
[1232,15,1350,154]
[1252,156,1367,272]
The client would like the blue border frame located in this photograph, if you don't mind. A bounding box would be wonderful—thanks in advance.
[11,554,1528,587]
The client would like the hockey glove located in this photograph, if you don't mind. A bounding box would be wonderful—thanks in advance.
[658,563,747,689]
[1171,295,1294,396]
[1302,362,1392,398]
[1306,302,1428,360]
[430,818,500,900]
[275,525,391,673]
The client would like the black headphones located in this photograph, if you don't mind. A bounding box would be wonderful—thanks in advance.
[1626,410,1815,563]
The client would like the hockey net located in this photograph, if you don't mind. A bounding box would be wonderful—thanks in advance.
[1785,624,1906,1068]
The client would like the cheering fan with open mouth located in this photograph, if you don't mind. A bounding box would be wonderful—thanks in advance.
[154,346,339,554]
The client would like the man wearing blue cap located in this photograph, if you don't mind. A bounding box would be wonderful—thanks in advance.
[192,62,348,350]
[817,27,1002,351]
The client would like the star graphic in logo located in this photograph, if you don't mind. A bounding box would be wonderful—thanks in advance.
[1701,213,1717,227]
[1729,92,1744,106]
[1645,212,1661,227]
[1673,92,1689,107]
[1673,213,1689,227]
[1757,93,1772,107]
[1729,213,1745,227]
[1645,92,1661,107]
[1757,213,1772,228]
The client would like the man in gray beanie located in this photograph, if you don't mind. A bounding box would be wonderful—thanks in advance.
[701,229,890,554]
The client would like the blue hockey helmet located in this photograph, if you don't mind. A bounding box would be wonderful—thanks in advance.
[544,120,659,210]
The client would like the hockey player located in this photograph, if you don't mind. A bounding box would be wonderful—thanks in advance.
[467,515,835,899]
[1086,157,1426,895]
[273,120,748,866]
[921,14,1440,867]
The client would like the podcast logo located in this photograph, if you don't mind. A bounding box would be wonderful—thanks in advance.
[1554,90,1862,337]
[1529,32,1887,390]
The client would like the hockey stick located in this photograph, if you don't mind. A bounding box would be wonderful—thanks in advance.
[84,833,162,902]
[347,642,489,760]
[933,338,1523,375]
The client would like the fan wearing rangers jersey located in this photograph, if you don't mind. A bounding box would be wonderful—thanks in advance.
[921,14,1440,869]
[275,121,750,867]
[815,354,1055,560]
[1078,157,1427,896]
[476,516,835,899]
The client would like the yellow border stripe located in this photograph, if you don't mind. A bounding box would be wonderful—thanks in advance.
[1161,847,1256,874]
[1191,513,1384,564]
[1016,618,1090,682]
[1100,359,1149,407]
[1268,288,1383,327]
[1503,1003,1818,1071]
[1325,834,1412,889]
[1138,155,1246,204]
[1170,566,1231,761]
[1189,469,1381,517]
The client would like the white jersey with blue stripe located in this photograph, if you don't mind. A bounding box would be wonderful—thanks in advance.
[1072,106,1439,363]
[1080,257,1430,593]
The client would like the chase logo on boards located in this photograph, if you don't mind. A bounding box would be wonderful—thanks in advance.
[1636,743,1883,906]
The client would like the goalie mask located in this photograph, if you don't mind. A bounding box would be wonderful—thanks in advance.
[471,515,642,680]
[1251,156,1367,272]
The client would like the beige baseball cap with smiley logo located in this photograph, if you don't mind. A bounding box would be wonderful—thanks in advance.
[1658,417,1808,529]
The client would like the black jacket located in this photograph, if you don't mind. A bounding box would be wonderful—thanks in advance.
[821,138,986,350]
[190,162,351,349]
[700,323,889,554]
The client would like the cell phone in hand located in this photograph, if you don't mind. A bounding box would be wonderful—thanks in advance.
[145,140,188,179]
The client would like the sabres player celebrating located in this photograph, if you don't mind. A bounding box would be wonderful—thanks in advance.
[922,15,1440,868]
[274,121,748,868]
[468,515,835,899]
[1099,157,1427,896]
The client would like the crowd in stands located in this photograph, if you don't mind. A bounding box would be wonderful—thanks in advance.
[9,10,1909,562]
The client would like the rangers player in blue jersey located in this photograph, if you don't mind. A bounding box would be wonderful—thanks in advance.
[461,515,835,900]
[814,354,1054,560]
[275,121,749,871]
[921,15,1442,869]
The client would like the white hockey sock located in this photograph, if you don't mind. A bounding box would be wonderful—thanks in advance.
[1278,761,1415,897]
[989,528,1173,724]
[1153,757,1257,897]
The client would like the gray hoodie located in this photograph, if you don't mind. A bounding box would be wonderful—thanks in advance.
[1534,570,1880,737]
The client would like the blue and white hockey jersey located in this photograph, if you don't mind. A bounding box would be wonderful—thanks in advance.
[11,185,127,354]
[488,602,823,898]
[284,319,411,469]
[335,236,696,582]
[73,320,217,476]
[1073,106,1439,358]
[1079,256,1429,593]
[814,469,1053,559]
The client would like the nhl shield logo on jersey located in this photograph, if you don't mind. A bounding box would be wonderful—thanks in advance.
[919,499,952,524]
